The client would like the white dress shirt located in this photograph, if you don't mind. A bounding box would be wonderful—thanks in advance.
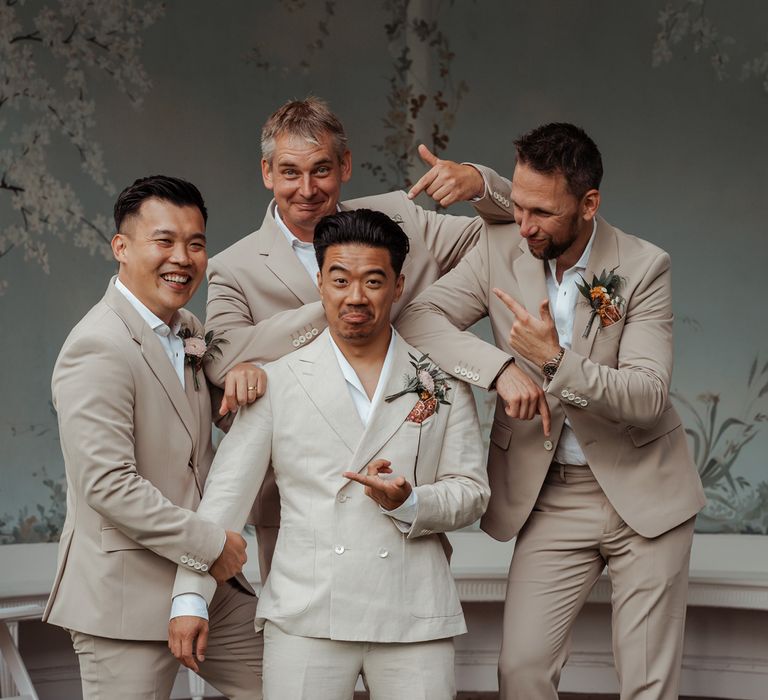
[275,207,320,284]
[545,219,597,466]
[114,278,185,387]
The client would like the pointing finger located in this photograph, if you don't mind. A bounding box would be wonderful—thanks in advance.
[408,170,434,199]
[493,288,527,318]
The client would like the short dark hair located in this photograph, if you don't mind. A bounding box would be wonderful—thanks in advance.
[314,209,410,275]
[514,123,603,198]
[113,175,208,231]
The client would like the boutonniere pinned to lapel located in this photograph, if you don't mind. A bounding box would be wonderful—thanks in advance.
[575,268,626,338]
[177,328,228,390]
[385,353,451,424]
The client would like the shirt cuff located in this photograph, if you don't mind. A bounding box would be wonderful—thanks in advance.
[170,593,209,621]
[380,489,419,532]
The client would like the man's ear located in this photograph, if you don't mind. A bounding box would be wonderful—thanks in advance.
[111,233,127,264]
[261,158,274,191]
[340,150,352,184]
[581,189,600,221]
[394,273,405,303]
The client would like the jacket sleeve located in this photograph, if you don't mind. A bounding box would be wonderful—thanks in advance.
[53,334,225,570]
[547,251,674,428]
[396,230,512,388]
[406,380,490,537]
[203,257,326,386]
[172,388,274,603]
[469,163,516,223]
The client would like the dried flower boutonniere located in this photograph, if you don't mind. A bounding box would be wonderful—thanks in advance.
[385,353,451,424]
[177,328,228,390]
[575,268,626,338]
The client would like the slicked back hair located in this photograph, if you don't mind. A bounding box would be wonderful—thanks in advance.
[514,123,603,198]
[113,175,208,232]
[314,209,410,276]
[261,97,348,165]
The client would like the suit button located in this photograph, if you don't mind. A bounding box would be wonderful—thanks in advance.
[574,395,581,403]
[334,545,345,555]
[472,372,480,381]
[311,328,319,336]
[377,548,389,558]
[337,493,348,503]
[580,399,589,406]
[454,366,462,374]
[567,393,575,401]
[187,559,197,567]
[292,339,301,348]
[194,562,202,570]
[561,389,569,398]
[298,334,306,343]
[180,555,188,564]
[544,440,553,451]
[201,564,209,572]
[460,368,468,377]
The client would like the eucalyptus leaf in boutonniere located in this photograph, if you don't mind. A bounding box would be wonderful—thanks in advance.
[575,268,626,338]
[177,328,228,390]
[385,353,451,424]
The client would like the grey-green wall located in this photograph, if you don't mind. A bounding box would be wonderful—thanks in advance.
[1,0,767,541]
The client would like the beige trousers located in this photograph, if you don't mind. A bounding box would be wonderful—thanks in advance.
[71,580,263,700]
[262,621,455,700]
[498,463,695,700]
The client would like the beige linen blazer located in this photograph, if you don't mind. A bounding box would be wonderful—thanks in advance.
[397,215,706,540]
[203,179,510,527]
[43,280,251,641]
[173,331,490,643]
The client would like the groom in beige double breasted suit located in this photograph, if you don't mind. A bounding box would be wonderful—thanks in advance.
[170,209,490,700]
[398,123,706,700]
[45,176,263,699]
[201,97,512,582]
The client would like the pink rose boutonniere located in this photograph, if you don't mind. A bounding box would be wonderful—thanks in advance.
[385,353,451,424]
[177,328,228,390]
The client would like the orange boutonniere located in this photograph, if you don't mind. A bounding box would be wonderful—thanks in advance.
[576,268,626,338]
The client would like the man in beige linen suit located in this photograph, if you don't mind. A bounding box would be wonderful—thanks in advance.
[203,97,518,580]
[170,209,490,699]
[45,176,263,699]
[397,123,706,699]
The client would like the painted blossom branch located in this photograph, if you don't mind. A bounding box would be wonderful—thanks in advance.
[653,0,768,93]
[0,0,164,292]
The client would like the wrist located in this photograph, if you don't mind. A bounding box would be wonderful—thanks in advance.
[541,347,564,381]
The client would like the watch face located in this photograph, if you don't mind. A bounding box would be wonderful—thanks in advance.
[542,362,557,380]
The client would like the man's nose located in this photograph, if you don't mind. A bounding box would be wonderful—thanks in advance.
[347,282,367,304]
[519,213,537,238]
[299,174,316,198]
[170,244,191,264]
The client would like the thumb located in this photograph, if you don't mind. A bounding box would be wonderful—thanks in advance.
[196,623,209,662]
[417,143,438,167]
[539,299,553,324]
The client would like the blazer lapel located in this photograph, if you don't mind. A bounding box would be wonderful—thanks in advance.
[348,336,421,473]
[105,281,197,445]
[260,202,320,305]
[287,332,364,454]
[572,217,620,358]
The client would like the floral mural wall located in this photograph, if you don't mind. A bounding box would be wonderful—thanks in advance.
[1,0,766,542]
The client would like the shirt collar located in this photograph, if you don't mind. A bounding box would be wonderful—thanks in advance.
[274,204,342,250]
[327,327,398,402]
[547,217,598,279]
[114,277,181,337]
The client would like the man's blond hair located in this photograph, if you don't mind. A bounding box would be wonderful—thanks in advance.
[261,97,348,164]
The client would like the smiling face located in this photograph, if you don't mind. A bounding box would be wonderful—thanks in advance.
[317,243,404,348]
[511,162,599,269]
[111,197,207,324]
[262,131,352,242]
